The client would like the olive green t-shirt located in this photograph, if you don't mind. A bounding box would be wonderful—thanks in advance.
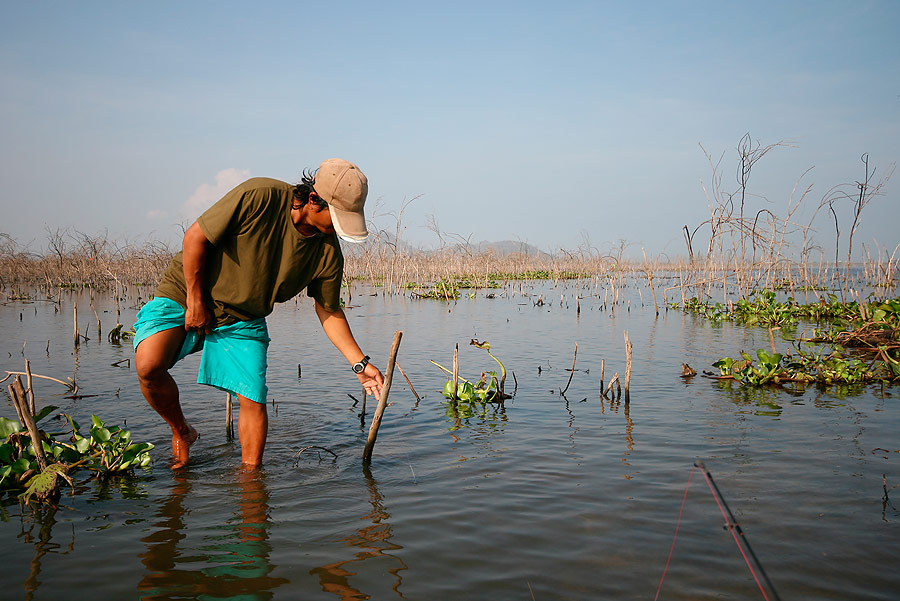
[155,177,344,327]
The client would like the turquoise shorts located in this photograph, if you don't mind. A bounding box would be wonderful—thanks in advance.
[133,297,271,404]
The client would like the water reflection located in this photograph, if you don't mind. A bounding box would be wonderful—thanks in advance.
[138,469,287,600]
[17,504,73,601]
[714,380,788,416]
[442,399,508,433]
[310,467,407,600]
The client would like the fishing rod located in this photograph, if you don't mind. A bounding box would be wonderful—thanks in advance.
[693,461,783,601]
[655,462,783,601]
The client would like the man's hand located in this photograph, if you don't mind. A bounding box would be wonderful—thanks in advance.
[357,363,384,401]
[185,301,213,334]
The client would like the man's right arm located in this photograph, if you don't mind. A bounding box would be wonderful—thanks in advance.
[183,221,214,334]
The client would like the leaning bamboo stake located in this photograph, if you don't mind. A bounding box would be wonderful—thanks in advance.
[0,371,73,389]
[604,373,620,399]
[560,342,578,395]
[395,361,421,401]
[363,330,403,463]
[624,331,633,402]
[9,376,48,471]
[429,361,475,385]
[10,379,25,425]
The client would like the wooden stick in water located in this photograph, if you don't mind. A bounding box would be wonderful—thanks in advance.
[363,330,403,463]
[395,361,421,401]
[451,344,459,400]
[560,342,577,395]
[25,359,35,415]
[604,372,619,399]
[9,375,48,471]
[73,301,79,348]
[600,358,605,392]
[624,331,632,402]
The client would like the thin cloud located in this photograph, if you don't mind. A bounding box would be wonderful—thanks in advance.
[181,168,251,223]
[146,209,168,220]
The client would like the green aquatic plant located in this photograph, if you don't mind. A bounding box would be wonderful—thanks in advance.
[434,340,511,403]
[107,323,135,343]
[685,292,900,390]
[711,344,898,387]
[64,414,154,474]
[411,280,461,300]
[0,410,153,503]
[469,339,507,397]
[713,349,790,385]
[676,291,886,328]
[442,373,498,402]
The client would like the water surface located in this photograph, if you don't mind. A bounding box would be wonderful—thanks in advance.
[1,283,898,600]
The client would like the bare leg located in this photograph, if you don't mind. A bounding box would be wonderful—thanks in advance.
[136,327,198,469]
[238,396,268,467]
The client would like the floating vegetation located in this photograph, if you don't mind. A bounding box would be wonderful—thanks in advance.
[678,291,900,388]
[708,346,899,386]
[672,291,877,328]
[411,280,462,301]
[3,366,153,505]
[1,411,154,504]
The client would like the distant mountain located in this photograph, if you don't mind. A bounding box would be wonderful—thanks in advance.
[469,240,548,256]
[350,231,548,256]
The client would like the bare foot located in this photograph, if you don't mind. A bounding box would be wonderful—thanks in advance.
[171,425,199,469]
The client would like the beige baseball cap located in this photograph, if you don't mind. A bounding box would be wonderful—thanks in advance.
[314,158,369,242]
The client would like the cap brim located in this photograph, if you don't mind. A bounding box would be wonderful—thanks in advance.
[329,204,368,243]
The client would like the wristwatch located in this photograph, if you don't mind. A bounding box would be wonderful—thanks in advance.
[352,355,370,374]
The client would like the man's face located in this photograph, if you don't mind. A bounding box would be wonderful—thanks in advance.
[307,200,336,235]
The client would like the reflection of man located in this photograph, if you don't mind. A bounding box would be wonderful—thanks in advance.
[138,471,289,598]
[134,159,384,468]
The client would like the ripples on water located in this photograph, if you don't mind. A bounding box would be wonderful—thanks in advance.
[1,283,898,600]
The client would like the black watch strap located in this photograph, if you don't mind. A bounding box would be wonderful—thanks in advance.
[352,355,370,374]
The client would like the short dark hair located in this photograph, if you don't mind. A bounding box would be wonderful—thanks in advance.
[292,168,328,209]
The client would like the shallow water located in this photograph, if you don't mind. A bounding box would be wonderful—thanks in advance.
[1,283,898,600]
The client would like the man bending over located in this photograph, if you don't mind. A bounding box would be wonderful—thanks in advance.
[134,159,383,468]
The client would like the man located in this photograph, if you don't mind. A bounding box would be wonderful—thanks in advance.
[134,158,384,469]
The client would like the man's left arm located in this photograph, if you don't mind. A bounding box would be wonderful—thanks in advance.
[315,301,384,400]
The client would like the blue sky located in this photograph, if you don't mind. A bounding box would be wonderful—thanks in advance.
[2,1,898,259]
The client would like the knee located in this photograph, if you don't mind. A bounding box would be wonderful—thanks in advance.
[238,397,268,421]
[135,350,170,384]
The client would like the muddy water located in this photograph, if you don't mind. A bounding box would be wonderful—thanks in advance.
[1,283,898,600]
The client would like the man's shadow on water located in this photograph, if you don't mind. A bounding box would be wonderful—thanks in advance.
[137,468,288,600]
